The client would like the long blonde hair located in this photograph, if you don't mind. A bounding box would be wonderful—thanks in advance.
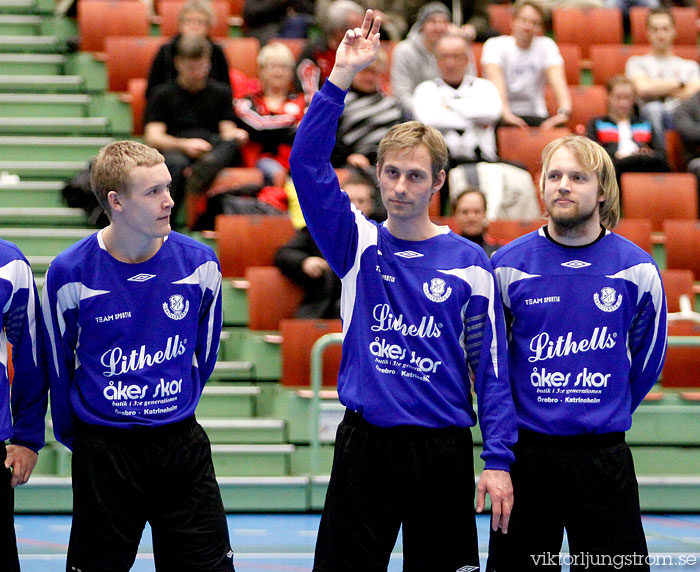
[540,135,620,229]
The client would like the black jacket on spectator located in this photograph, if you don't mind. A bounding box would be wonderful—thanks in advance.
[274,227,341,319]
[145,79,235,139]
[146,34,232,98]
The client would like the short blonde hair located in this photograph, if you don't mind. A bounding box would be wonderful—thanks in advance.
[257,42,296,70]
[91,141,164,216]
[540,135,620,229]
[377,121,448,183]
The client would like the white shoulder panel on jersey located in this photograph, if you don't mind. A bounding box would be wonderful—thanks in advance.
[0,259,38,365]
[494,266,541,309]
[607,262,666,371]
[340,208,378,336]
[173,260,222,365]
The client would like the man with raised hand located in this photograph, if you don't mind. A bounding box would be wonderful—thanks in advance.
[290,10,516,571]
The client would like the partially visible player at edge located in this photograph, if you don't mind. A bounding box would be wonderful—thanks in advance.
[487,135,667,571]
[289,10,516,571]
[42,141,235,572]
[0,237,48,572]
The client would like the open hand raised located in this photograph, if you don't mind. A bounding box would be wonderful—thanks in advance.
[328,9,382,91]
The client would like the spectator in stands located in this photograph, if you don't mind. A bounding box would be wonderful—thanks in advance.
[243,0,315,45]
[331,49,404,169]
[481,0,571,128]
[587,75,669,184]
[412,33,540,218]
[452,188,503,258]
[626,8,700,154]
[295,0,365,102]
[275,173,375,318]
[390,2,460,116]
[403,0,499,43]
[413,34,502,164]
[146,0,231,98]
[234,42,306,185]
[144,36,248,224]
[674,90,700,211]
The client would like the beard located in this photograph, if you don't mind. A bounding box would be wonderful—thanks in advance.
[548,201,599,232]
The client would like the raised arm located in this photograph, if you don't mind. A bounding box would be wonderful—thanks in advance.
[327,9,382,91]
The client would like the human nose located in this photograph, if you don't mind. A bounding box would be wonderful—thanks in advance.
[164,189,175,208]
[394,174,408,194]
[557,176,572,192]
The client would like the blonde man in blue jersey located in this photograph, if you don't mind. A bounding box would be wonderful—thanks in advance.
[42,141,234,572]
[487,136,667,571]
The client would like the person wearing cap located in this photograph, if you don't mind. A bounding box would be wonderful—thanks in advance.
[390,2,476,116]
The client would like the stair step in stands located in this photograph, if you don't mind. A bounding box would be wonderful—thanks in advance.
[0,206,87,226]
[0,53,65,74]
[197,385,261,418]
[199,418,286,444]
[0,180,63,207]
[0,116,110,135]
[0,227,92,255]
[0,34,62,52]
[0,73,83,92]
[211,444,295,477]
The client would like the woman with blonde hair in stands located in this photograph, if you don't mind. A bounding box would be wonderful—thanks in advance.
[146,0,232,98]
[234,42,306,185]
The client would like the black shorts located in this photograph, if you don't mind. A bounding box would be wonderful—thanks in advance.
[488,430,648,572]
[67,417,234,572]
[314,410,479,572]
[0,444,19,572]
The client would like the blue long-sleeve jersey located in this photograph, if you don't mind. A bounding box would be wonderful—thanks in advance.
[0,239,47,452]
[290,80,516,471]
[42,230,222,450]
[491,228,667,435]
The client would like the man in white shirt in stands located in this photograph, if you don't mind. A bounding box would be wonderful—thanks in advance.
[625,7,700,154]
[481,0,571,128]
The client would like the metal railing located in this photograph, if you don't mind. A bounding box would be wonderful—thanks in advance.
[309,332,343,477]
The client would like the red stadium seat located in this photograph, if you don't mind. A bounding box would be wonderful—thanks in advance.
[245,266,303,331]
[280,319,343,386]
[106,36,167,93]
[215,213,295,277]
[546,84,606,131]
[487,4,513,35]
[221,37,260,78]
[614,218,653,254]
[663,220,700,279]
[497,127,571,177]
[78,0,150,53]
[552,8,623,59]
[663,321,700,388]
[487,219,543,243]
[127,77,147,136]
[621,173,697,232]
[661,269,695,313]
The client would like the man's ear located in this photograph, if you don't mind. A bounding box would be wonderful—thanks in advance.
[431,169,446,195]
[107,191,122,212]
